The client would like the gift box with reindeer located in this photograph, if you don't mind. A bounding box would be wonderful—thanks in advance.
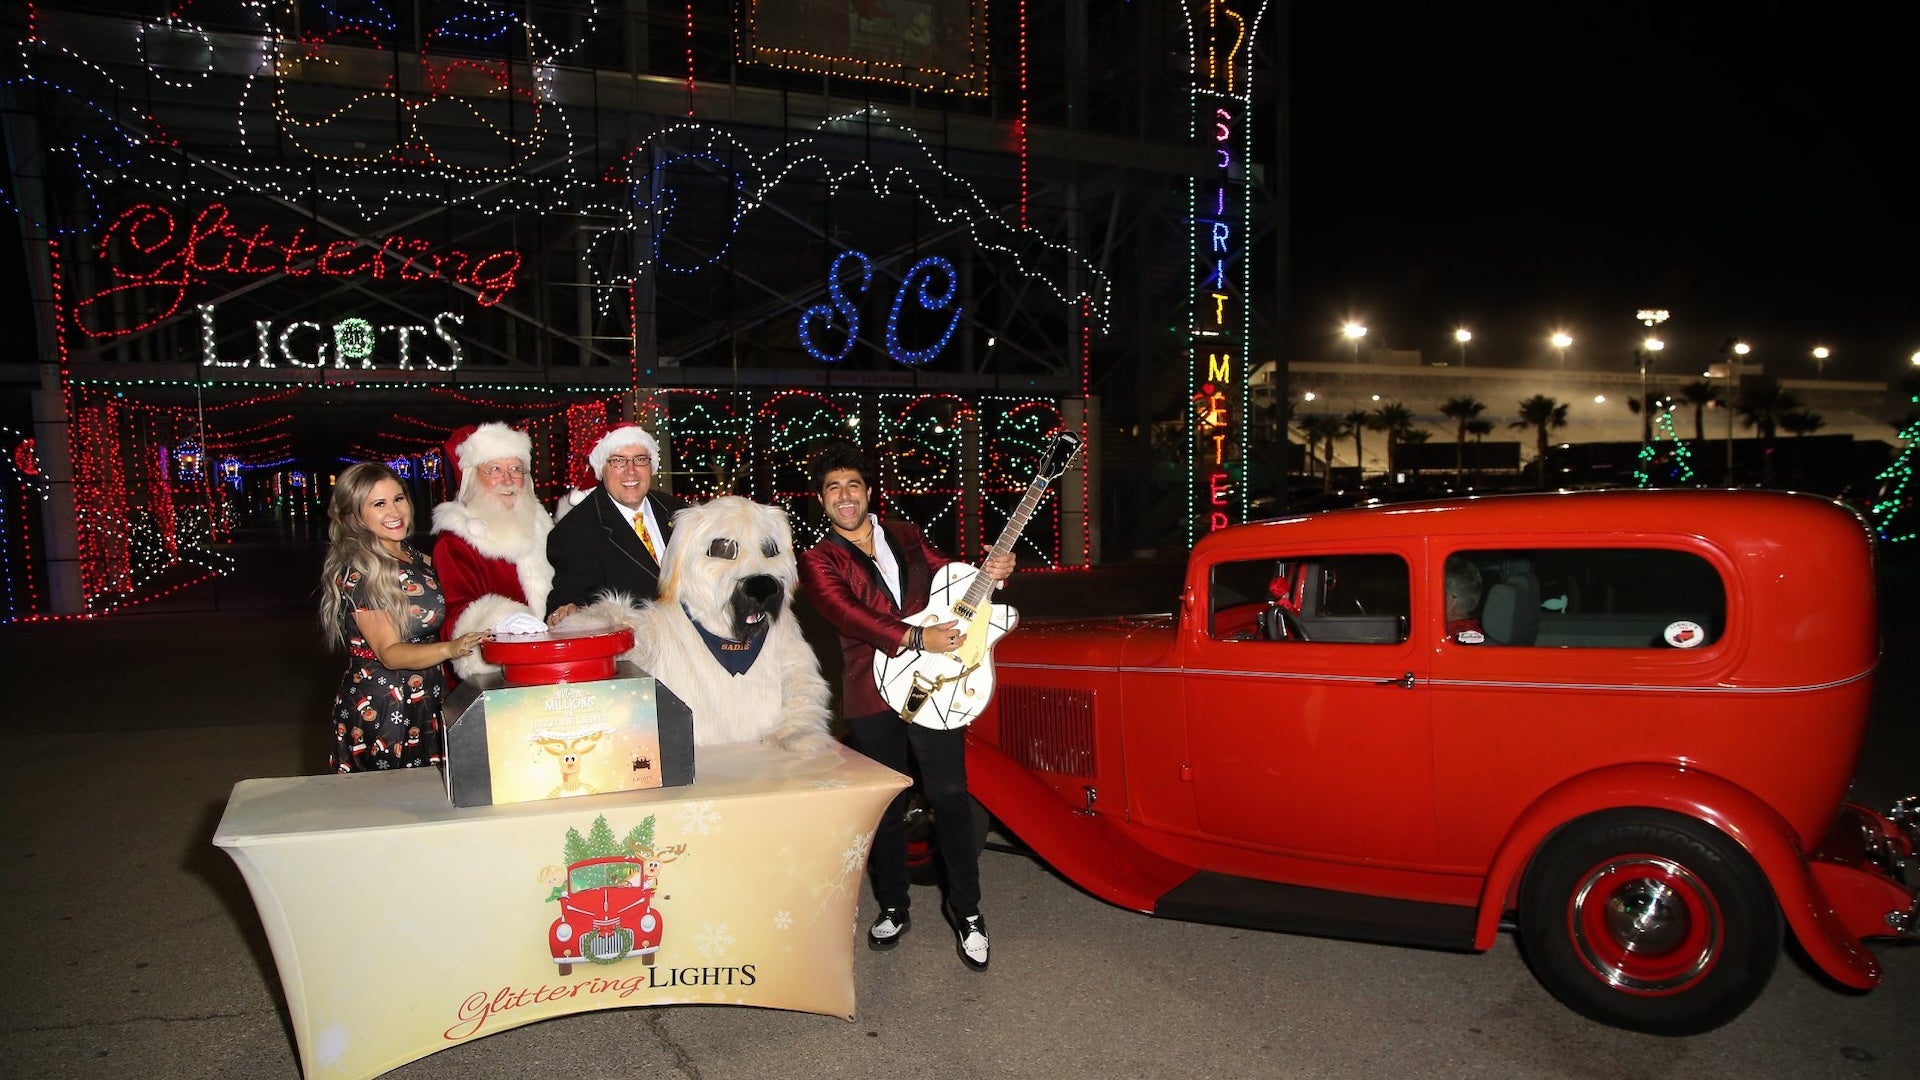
[442,629,696,807]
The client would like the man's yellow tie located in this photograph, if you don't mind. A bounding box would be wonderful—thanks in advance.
[633,514,659,562]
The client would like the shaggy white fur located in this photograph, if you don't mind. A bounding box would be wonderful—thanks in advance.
[563,496,834,752]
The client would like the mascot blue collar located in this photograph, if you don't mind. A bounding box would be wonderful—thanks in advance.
[686,603,767,676]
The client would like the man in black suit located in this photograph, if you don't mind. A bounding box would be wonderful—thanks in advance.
[544,424,690,622]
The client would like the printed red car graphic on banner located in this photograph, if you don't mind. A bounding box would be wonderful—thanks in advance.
[542,814,687,975]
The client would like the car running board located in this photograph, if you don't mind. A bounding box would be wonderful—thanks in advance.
[1154,871,1479,952]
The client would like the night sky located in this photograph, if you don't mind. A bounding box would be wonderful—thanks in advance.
[1286,3,1914,380]
[1,5,1911,387]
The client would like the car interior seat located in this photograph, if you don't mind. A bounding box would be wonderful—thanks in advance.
[1481,558,1541,645]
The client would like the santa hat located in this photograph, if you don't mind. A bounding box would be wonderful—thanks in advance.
[588,424,661,475]
[445,422,532,474]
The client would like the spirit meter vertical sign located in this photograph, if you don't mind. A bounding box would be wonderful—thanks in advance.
[1188,1,1260,539]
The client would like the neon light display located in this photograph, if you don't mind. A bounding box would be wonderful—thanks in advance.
[1185,2,1269,540]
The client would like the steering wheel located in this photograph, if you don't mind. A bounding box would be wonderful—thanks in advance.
[1264,604,1310,642]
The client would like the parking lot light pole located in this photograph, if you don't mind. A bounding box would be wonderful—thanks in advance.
[1635,309,1671,445]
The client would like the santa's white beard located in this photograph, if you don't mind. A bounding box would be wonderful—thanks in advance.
[462,485,541,552]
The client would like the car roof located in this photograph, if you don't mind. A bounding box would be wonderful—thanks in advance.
[1197,489,1867,558]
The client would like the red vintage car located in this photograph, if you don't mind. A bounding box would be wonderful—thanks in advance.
[967,489,1916,1034]
[549,856,663,975]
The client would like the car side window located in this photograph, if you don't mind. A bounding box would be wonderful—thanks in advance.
[1209,554,1409,644]
[1449,548,1726,649]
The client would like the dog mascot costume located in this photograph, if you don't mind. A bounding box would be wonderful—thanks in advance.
[567,496,833,751]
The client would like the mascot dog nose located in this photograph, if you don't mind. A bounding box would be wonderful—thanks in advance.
[732,574,785,638]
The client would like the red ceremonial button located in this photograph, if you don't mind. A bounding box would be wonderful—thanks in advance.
[479,628,634,686]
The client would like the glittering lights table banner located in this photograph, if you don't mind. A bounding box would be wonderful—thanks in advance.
[213,743,908,1080]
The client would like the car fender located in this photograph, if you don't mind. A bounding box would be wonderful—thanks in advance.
[1475,762,1881,989]
[966,735,1193,913]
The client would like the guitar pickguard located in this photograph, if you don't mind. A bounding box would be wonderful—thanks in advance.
[875,563,1020,729]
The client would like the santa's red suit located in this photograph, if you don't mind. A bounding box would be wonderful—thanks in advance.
[429,421,555,680]
[431,498,554,677]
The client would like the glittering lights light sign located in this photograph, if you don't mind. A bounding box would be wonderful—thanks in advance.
[76,202,521,341]
[1186,1,1268,540]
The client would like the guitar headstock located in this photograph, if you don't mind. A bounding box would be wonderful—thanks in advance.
[1036,430,1084,483]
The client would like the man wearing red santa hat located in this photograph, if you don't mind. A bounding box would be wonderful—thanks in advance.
[544,423,688,623]
[431,422,555,677]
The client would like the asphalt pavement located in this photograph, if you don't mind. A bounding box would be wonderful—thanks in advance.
[0,532,1915,1080]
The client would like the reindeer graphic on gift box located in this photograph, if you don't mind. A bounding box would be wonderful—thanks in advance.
[528,726,616,799]
[545,814,688,975]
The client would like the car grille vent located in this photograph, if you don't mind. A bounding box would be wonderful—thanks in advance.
[997,686,1095,777]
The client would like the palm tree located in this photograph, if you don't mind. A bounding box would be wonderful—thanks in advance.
[1371,401,1415,473]
[1677,381,1721,442]
[1511,394,1570,489]
[1294,414,1348,492]
[1343,409,1372,477]
[1778,410,1825,438]
[1777,410,1826,485]
[1464,417,1495,486]
[1438,395,1487,483]
[1400,429,1433,482]
[1736,377,1803,442]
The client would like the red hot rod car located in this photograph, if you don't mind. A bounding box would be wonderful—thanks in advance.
[967,489,1916,1034]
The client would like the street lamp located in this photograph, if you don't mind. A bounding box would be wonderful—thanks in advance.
[1454,328,1472,367]
[1343,322,1367,363]
[1812,345,1830,377]
[1551,332,1572,367]
[1633,310,1670,445]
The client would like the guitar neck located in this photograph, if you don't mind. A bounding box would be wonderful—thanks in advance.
[954,475,1053,617]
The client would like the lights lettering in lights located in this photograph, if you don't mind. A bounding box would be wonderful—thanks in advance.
[200,305,464,370]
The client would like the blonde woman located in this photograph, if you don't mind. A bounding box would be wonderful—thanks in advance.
[321,463,489,773]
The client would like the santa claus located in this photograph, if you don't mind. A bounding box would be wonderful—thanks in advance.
[431,422,555,678]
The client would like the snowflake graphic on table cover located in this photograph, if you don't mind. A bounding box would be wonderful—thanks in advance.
[674,800,722,836]
[692,922,735,959]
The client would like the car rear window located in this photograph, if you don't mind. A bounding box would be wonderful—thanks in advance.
[1447,548,1726,649]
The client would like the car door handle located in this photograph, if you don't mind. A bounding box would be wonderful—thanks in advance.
[1378,671,1415,689]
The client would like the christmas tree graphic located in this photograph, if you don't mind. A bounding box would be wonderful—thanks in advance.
[561,814,657,889]
[1633,407,1696,489]
[1869,398,1919,544]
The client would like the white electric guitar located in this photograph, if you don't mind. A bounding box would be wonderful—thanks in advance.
[875,431,1083,728]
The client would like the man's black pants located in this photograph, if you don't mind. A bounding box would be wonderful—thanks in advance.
[844,709,980,917]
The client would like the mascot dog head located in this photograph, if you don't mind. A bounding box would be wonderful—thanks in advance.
[659,496,797,642]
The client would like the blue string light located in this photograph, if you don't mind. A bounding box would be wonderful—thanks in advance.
[798,250,872,364]
[885,256,960,367]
